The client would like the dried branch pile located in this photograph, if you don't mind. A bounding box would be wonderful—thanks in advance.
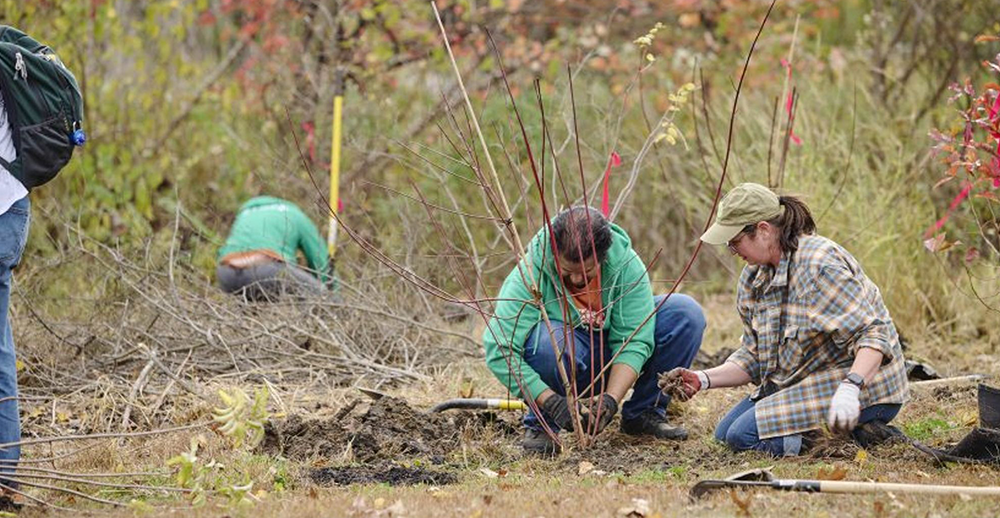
[13,233,478,435]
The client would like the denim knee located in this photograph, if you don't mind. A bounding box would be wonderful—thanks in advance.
[656,294,706,333]
[713,421,729,443]
[724,427,757,451]
[524,321,569,359]
[678,294,707,333]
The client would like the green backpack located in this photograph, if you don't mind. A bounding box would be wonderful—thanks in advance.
[0,25,85,190]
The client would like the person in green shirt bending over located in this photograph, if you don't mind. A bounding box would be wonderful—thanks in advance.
[483,206,705,456]
[217,196,331,301]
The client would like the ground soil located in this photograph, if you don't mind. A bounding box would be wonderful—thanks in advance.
[261,395,520,464]
[310,464,458,486]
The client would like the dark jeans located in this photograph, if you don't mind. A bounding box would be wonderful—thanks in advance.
[714,395,902,456]
[216,261,326,302]
[0,196,29,484]
[522,294,705,431]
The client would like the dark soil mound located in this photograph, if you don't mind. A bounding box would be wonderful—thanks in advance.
[260,396,519,463]
[309,464,457,486]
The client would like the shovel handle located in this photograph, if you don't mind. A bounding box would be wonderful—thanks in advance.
[690,478,1000,500]
[818,480,1000,496]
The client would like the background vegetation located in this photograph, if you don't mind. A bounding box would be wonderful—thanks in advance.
[4,0,997,338]
[0,0,998,514]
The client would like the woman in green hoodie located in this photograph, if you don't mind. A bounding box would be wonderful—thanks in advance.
[482,207,705,455]
[217,196,330,301]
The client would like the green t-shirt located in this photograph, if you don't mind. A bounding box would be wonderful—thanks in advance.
[218,196,329,281]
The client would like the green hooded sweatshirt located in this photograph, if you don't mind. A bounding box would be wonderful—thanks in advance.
[482,223,655,400]
[218,196,329,281]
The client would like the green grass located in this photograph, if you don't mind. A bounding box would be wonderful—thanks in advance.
[902,417,956,441]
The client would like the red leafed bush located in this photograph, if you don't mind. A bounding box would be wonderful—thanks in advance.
[927,48,1000,261]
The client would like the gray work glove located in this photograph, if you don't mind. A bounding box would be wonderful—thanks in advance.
[581,393,618,435]
[540,395,577,431]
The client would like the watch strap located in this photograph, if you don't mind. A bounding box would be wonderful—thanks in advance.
[844,372,865,388]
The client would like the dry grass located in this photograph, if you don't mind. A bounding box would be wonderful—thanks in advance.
[10,291,991,517]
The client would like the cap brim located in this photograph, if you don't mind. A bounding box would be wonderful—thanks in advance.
[700,222,744,245]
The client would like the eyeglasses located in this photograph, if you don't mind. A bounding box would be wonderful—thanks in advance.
[727,225,756,255]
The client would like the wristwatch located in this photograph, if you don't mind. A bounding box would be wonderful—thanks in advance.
[843,372,865,389]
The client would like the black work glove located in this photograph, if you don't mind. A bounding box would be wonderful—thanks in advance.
[581,393,619,435]
[540,395,577,431]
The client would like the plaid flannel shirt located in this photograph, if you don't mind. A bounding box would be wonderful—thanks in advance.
[726,234,909,439]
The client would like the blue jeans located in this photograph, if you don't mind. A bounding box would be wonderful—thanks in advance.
[523,294,705,431]
[0,196,28,481]
[714,395,902,456]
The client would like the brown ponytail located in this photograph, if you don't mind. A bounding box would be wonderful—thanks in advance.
[767,195,815,253]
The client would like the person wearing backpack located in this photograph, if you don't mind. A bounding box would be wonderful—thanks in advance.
[0,88,29,493]
[0,25,85,491]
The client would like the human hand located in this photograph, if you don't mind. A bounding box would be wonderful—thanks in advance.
[827,382,861,433]
[540,394,577,431]
[581,393,618,435]
[657,368,706,401]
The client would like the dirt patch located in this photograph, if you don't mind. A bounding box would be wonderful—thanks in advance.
[260,396,519,463]
[562,435,688,475]
[309,464,458,486]
[930,383,978,402]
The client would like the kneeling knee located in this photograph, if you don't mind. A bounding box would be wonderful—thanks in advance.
[723,428,756,452]
[673,294,707,332]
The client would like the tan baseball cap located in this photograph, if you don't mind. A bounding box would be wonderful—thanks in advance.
[700,183,785,245]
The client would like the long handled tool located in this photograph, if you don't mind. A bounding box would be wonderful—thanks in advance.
[327,67,345,257]
[430,398,527,413]
[358,388,526,413]
[690,469,1000,501]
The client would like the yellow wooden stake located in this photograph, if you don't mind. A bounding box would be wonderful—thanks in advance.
[328,74,344,257]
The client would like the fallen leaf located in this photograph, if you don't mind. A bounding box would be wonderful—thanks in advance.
[578,461,595,476]
[385,499,406,514]
[459,377,475,398]
[816,466,847,480]
[728,489,751,516]
[854,449,869,466]
[617,498,651,517]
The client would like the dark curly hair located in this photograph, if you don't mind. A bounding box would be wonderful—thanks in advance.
[550,206,612,263]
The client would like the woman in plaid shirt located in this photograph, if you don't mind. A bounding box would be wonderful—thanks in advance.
[664,183,908,456]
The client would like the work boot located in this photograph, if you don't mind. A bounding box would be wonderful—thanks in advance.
[522,428,560,456]
[620,409,688,440]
